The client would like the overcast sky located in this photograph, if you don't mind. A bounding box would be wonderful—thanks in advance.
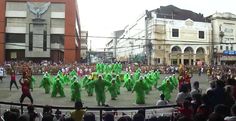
[77,0,236,51]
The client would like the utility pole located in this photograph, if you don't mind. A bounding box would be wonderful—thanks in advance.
[89,40,92,64]
[145,10,152,65]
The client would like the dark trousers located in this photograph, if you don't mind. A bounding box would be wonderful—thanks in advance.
[10,80,18,90]
[20,94,33,104]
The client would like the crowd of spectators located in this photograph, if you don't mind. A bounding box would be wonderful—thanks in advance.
[2,76,236,121]
[2,61,236,121]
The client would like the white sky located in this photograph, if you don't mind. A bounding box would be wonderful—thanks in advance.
[77,0,236,51]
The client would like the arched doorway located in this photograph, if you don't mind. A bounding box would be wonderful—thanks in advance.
[184,47,194,65]
[196,47,205,60]
[170,46,182,65]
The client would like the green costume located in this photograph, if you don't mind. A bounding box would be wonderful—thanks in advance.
[134,69,141,82]
[70,79,81,101]
[123,72,130,82]
[170,75,179,89]
[114,75,121,95]
[63,74,70,85]
[40,75,51,94]
[29,76,36,91]
[104,73,112,82]
[107,79,118,100]
[157,77,174,101]
[123,78,134,91]
[51,76,65,97]
[132,77,148,104]
[88,76,111,106]
[82,76,94,96]
[69,69,77,80]
[144,76,152,94]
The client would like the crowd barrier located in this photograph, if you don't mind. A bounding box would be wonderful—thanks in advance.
[0,101,178,121]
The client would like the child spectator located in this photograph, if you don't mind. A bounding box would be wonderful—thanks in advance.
[156,94,168,106]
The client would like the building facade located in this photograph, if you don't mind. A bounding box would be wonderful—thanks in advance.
[209,12,236,65]
[115,5,212,65]
[80,31,88,60]
[0,0,81,64]
[106,30,124,60]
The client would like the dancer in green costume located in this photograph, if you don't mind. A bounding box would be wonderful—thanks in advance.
[83,76,94,96]
[40,74,51,94]
[157,77,174,101]
[132,77,148,104]
[107,79,118,100]
[63,73,70,85]
[123,78,134,91]
[144,76,152,94]
[29,75,36,91]
[123,72,130,82]
[70,79,81,102]
[88,75,111,106]
[115,75,121,95]
[51,76,65,97]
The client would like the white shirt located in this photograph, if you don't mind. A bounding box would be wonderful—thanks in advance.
[225,116,236,121]
[176,92,191,104]
[156,100,168,106]
[190,88,202,97]
[0,68,4,77]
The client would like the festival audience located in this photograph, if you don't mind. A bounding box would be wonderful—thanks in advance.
[225,103,236,121]
[83,112,96,121]
[190,81,202,97]
[2,63,236,121]
[70,101,86,121]
[156,94,168,106]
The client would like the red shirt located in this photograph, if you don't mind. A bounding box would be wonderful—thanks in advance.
[178,108,193,118]
[11,74,16,81]
[20,80,30,95]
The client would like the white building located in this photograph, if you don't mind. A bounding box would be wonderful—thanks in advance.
[209,12,236,65]
[115,5,212,65]
[81,31,88,60]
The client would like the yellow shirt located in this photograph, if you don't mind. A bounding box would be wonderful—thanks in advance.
[71,109,86,121]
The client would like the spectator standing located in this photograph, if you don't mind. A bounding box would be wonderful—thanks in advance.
[190,81,202,97]
[176,85,191,106]
[71,101,86,121]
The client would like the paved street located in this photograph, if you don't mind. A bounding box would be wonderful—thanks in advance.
[0,73,210,108]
